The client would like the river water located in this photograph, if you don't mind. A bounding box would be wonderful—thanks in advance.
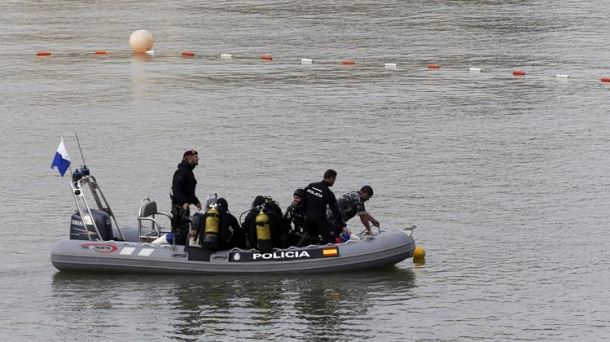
[1,0,610,341]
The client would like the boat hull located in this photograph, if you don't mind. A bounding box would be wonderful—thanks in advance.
[51,230,416,274]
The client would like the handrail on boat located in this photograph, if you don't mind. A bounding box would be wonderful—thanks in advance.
[137,197,172,242]
[70,174,125,241]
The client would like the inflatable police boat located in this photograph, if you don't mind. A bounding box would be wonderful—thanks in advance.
[51,167,417,274]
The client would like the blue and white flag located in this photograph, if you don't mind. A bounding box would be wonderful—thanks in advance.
[51,138,71,177]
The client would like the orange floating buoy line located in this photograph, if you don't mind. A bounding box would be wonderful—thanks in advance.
[25,49,610,86]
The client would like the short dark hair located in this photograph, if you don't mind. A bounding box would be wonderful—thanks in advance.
[360,185,374,197]
[323,169,337,179]
[183,149,198,158]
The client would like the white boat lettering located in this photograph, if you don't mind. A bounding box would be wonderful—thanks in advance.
[252,251,311,260]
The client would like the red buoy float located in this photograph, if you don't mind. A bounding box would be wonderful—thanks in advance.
[182,51,194,57]
[341,59,355,65]
[260,54,273,61]
[426,64,441,69]
[512,70,526,76]
[95,51,108,55]
[36,51,51,56]
[600,77,610,83]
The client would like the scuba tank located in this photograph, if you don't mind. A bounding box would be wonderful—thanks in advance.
[255,208,273,253]
[202,205,220,250]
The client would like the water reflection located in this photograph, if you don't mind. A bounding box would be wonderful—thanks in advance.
[130,53,154,63]
[52,267,415,340]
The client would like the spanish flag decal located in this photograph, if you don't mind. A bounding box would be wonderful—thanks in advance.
[322,247,339,257]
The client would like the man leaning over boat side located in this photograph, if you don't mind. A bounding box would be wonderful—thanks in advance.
[300,169,346,246]
[170,149,202,245]
[331,185,379,236]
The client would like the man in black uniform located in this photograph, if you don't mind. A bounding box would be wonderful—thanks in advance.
[301,169,345,245]
[170,149,202,245]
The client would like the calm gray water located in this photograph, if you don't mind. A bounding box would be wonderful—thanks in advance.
[1,0,610,340]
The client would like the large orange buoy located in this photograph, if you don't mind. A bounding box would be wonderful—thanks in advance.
[601,77,610,83]
[182,51,194,57]
[95,51,108,55]
[341,59,355,65]
[512,70,526,76]
[260,54,273,61]
[36,51,51,56]
[426,63,440,69]
[129,30,154,53]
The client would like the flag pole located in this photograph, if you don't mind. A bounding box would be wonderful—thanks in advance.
[75,132,87,167]
[64,135,73,177]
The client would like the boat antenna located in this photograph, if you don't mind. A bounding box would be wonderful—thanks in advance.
[75,132,87,167]
[63,135,74,176]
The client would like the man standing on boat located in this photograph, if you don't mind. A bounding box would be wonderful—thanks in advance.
[301,169,346,245]
[170,149,202,245]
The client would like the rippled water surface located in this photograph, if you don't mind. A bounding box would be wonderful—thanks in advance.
[1,1,610,341]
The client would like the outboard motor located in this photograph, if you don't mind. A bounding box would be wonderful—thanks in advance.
[70,208,113,241]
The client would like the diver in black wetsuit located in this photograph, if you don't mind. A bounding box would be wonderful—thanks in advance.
[216,197,245,249]
[283,188,306,247]
[301,169,346,246]
[242,195,285,251]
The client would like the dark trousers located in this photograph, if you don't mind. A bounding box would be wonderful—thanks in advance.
[300,219,336,245]
[171,205,190,245]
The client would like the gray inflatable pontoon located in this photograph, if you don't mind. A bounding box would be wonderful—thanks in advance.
[51,167,417,274]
